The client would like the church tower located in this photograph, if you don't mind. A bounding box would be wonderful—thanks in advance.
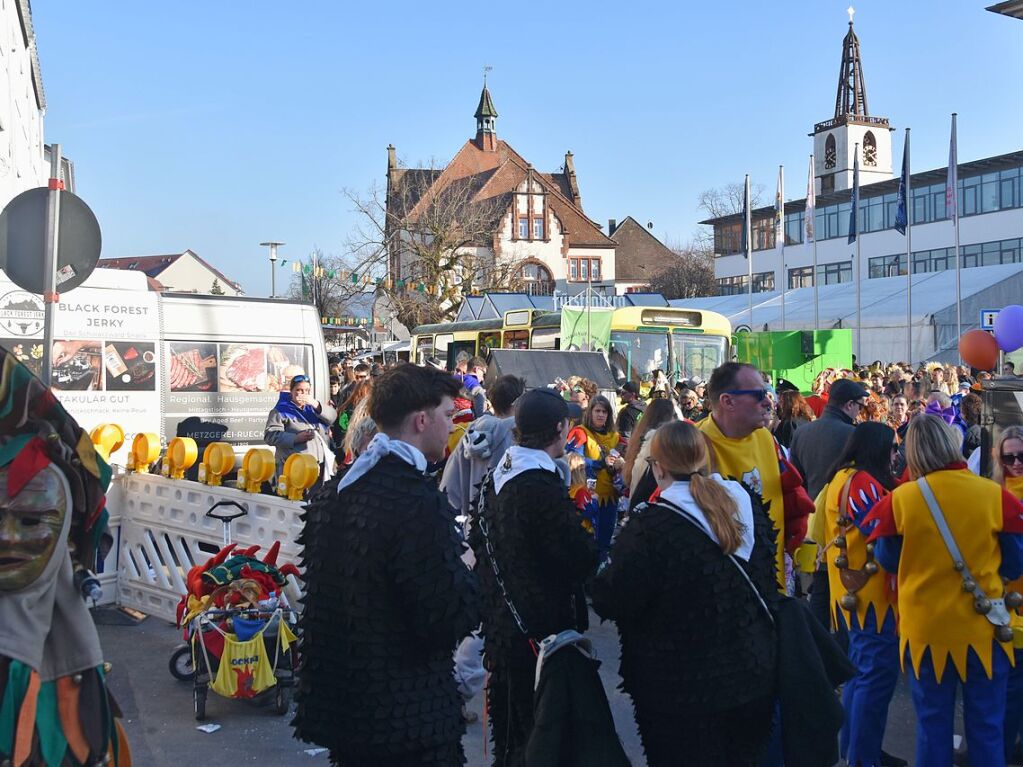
[812,8,893,194]
[474,80,498,152]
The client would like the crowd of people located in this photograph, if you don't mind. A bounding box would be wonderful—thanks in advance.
[285,349,1023,767]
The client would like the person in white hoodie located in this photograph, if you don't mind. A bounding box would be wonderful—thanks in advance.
[439,374,525,722]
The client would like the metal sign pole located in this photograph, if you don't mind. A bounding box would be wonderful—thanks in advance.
[41,144,62,385]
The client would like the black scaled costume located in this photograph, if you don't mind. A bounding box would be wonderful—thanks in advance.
[292,454,480,767]
[591,495,779,767]
[469,461,597,767]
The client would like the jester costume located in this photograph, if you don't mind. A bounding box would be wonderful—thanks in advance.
[868,464,1023,766]
[697,416,812,591]
[566,424,622,558]
[823,468,899,767]
[0,348,130,766]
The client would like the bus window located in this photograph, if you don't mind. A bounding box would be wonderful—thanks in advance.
[672,334,728,382]
[531,327,560,350]
[447,340,477,371]
[503,329,529,349]
[478,332,501,357]
[415,336,433,365]
[608,331,669,387]
[435,334,453,366]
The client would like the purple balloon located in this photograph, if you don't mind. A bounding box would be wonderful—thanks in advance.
[994,304,1023,353]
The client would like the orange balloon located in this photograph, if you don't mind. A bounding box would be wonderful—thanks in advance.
[958,329,999,371]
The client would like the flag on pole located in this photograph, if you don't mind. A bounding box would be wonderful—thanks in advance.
[946,114,958,224]
[894,130,910,235]
[775,166,784,246]
[741,175,752,257]
[805,156,816,243]
[847,145,860,245]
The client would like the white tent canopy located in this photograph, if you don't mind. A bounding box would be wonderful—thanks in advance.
[673,263,1023,365]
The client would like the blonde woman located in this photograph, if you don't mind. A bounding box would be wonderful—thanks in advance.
[592,422,776,766]
[868,415,1023,765]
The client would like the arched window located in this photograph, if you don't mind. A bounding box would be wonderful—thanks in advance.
[863,131,877,166]
[824,134,837,170]
[515,260,554,296]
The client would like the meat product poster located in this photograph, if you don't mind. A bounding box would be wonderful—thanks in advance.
[0,284,163,465]
[165,342,312,444]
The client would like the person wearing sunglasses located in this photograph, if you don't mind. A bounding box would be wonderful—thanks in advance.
[697,363,814,595]
[264,373,338,490]
[995,425,1023,762]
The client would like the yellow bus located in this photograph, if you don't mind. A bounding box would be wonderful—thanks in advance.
[605,306,731,388]
[410,305,731,381]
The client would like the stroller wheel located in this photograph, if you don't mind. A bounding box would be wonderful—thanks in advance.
[169,645,194,681]
[194,685,207,721]
[274,684,292,715]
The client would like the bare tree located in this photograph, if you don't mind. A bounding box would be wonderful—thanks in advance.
[284,249,357,320]
[647,241,717,300]
[696,181,766,219]
[342,159,521,330]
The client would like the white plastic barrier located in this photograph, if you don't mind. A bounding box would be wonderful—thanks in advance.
[114,473,305,623]
[93,477,124,607]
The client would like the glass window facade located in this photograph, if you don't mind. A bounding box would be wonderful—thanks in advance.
[717,271,774,296]
[715,163,1023,252]
[788,260,852,288]
[868,236,1023,279]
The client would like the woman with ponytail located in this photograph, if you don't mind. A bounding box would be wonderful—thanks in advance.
[591,421,777,766]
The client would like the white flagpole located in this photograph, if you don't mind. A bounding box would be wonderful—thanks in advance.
[807,154,819,331]
[853,143,861,358]
[951,113,962,353]
[778,165,786,331]
[745,174,753,327]
[905,128,913,365]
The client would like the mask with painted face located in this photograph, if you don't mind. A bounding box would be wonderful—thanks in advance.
[0,465,68,592]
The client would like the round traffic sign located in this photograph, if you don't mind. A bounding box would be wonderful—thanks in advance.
[0,187,102,294]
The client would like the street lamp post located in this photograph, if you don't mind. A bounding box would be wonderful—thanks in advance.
[260,241,284,298]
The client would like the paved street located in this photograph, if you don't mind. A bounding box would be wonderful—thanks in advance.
[95,604,930,766]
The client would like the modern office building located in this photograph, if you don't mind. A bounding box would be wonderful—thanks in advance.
[704,14,1023,299]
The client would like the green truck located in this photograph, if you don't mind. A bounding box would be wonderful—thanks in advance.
[734,329,853,394]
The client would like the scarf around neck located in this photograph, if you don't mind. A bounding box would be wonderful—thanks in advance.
[493,445,560,494]
[274,392,325,431]
[337,433,427,492]
[657,474,756,561]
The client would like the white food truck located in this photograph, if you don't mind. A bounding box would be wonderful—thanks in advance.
[0,267,330,465]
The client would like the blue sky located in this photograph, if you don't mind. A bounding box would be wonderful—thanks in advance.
[31,1,1023,297]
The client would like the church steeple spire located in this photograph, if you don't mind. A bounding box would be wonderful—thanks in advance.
[474,70,498,151]
[834,7,869,119]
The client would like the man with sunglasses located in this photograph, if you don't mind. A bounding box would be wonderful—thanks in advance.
[697,363,813,593]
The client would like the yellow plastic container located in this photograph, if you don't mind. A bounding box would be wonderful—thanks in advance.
[166,437,198,479]
[90,424,124,461]
[131,433,161,473]
[279,453,319,501]
[239,448,275,493]
[201,442,235,487]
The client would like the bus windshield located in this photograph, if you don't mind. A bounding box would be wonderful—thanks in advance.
[672,334,728,382]
[608,331,670,386]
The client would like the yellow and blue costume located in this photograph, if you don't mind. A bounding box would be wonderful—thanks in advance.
[824,468,898,767]
[868,463,1023,766]
[566,425,621,558]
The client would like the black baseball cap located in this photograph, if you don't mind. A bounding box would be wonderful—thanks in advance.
[516,389,583,433]
[619,381,640,397]
[829,378,869,406]
[776,378,799,394]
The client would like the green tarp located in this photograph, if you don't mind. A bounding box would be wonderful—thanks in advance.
[559,307,613,352]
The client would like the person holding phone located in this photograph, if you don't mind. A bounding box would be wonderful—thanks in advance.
[264,373,337,488]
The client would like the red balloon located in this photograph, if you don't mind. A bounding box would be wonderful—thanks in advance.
[958,329,1000,371]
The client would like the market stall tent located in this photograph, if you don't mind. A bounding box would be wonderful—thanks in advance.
[673,263,1023,364]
